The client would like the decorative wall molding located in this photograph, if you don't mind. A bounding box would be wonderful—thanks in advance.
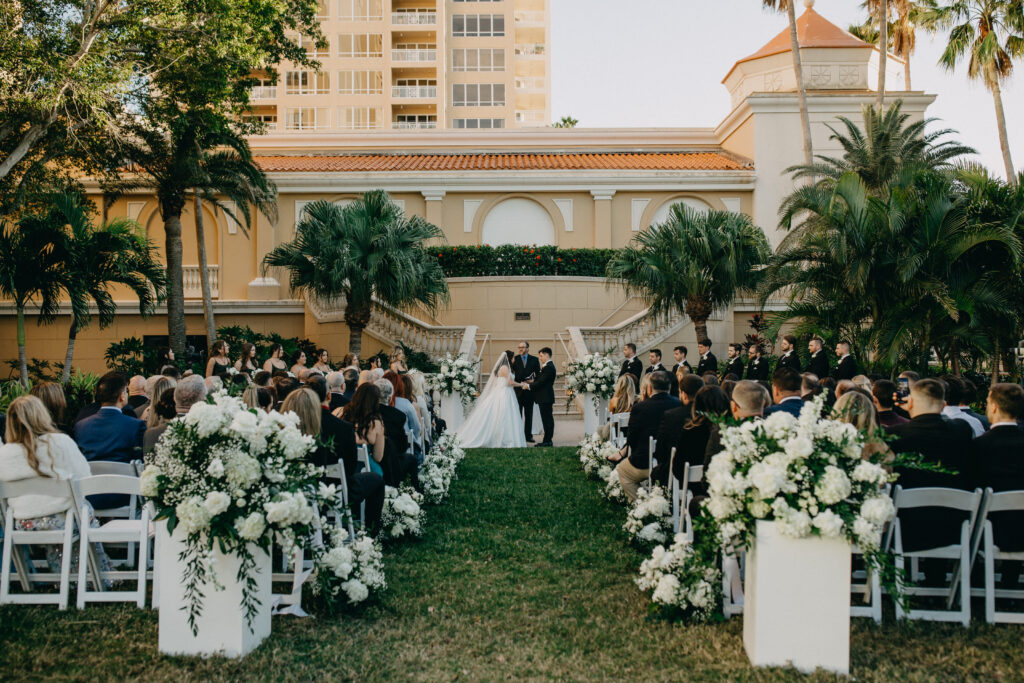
[463,199,482,233]
[553,198,573,232]
[631,198,650,231]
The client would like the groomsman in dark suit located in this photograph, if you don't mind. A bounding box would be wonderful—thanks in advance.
[745,343,769,381]
[974,384,1024,557]
[807,336,829,379]
[619,343,642,385]
[671,345,692,376]
[524,347,557,447]
[833,341,856,380]
[723,343,745,379]
[695,339,717,377]
[512,341,541,442]
[776,334,801,373]
[644,348,677,396]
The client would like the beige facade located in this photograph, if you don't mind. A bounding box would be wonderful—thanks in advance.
[248,0,550,132]
[0,6,940,374]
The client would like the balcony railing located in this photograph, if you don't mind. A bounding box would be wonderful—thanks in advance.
[392,85,437,98]
[392,48,437,62]
[514,11,545,25]
[514,43,545,56]
[515,110,546,124]
[391,11,436,25]
[183,265,219,299]
[514,77,545,90]
[250,86,277,99]
[392,120,437,129]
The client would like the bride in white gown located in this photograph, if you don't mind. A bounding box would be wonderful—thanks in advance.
[457,354,527,448]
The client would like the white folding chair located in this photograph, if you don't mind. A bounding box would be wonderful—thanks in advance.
[722,550,745,618]
[324,463,358,537]
[72,475,149,609]
[609,413,629,448]
[971,488,1024,624]
[644,436,657,492]
[850,543,883,624]
[668,447,681,533]
[0,478,81,609]
[885,485,982,626]
[679,463,703,541]
[356,445,370,526]
[86,460,140,568]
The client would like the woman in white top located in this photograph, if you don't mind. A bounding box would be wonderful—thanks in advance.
[0,396,111,574]
[406,370,432,450]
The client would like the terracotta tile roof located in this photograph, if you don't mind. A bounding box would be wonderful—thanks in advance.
[254,152,751,173]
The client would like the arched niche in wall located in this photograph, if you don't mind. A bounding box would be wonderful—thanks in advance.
[480,197,557,246]
[648,196,715,230]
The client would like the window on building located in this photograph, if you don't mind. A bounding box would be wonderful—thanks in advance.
[339,33,383,57]
[452,14,505,37]
[339,70,383,94]
[316,0,329,18]
[451,48,505,72]
[339,0,382,20]
[452,83,505,107]
[339,106,381,130]
[285,107,329,130]
[285,71,330,95]
[452,118,505,129]
[300,34,329,59]
[395,114,437,128]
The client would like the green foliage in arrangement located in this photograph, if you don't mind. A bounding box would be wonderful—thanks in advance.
[435,245,620,278]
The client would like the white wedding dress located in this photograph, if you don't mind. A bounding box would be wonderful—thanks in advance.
[457,355,527,448]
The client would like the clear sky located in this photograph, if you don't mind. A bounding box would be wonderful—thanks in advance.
[550,0,1024,178]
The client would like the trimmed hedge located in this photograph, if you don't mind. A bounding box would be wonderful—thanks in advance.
[434,245,619,278]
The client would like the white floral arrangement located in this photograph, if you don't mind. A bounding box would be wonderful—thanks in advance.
[705,395,896,551]
[624,484,673,550]
[313,525,386,607]
[602,465,627,505]
[141,392,336,634]
[564,353,617,408]
[636,532,722,622]
[577,433,621,480]
[420,434,466,504]
[381,484,425,539]
[427,353,479,408]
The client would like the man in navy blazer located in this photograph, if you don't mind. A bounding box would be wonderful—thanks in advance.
[765,367,803,418]
[74,371,145,464]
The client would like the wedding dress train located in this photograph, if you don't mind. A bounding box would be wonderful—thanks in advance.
[457,355,527,448]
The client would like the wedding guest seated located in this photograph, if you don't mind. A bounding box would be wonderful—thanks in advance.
[700,373,719,387]
[832,392,891,461]
[852,375,873,394]
[358,370,373,386]
[127,375,148,414]
[204,375,223,394]
[342,369,359,402]
[651,374,707,486]
[597,375,638,441]
[338,384,387,479]
[326,371,348,412]
[871,379,909,429]
[703,380,767,471]
[372,379,418,488]
[720,379,737,401]
[304,377,385,534]
[384,370,422,460]
[940,375,985,437]
[960,378,990,430]
[252,370,272,388]
[141,375,175,424]
[143,387,178,455]
[30,382,67,433]
[974,384,1024,573]
[609,371,680,503]
[160,364,181,380]
[766,368,803,418]
[637,373,654,401]
[835,379,857,399]
[273,375,300,408]
[74,372,145,465]
[73,371,141,425]
[801,373,821,401]
[406,372,432,449]
[893,370,919,419]
[146,376,206,449]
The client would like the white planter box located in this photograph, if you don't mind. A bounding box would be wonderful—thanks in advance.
[743,520,851,675]
[156,520,272,658]
[437,392,466,433]
[581,393,608,436]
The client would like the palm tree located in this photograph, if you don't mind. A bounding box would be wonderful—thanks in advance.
[41,194,167,384]
[116,111,277,355]
[924,0,1024,184]
[869,0,892,108]
[607,206,771,343]
[0,216,65,386]
[762,0,815,165]
[263,191,449,355]
[851,1,924,90]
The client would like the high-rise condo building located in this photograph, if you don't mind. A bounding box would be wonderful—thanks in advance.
[247,0,550,132]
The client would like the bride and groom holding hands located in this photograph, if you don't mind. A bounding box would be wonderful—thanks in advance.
[457,342,556,449]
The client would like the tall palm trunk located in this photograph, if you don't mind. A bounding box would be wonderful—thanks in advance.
[992,339,1001,385]
[876,0,888,109]
[193,193,216,349]
[163,212,187,356]
[344,300,372,356]
[685,297,712,345]
[950,338,961,377]
[787,1,813,165]
[61,320,78,384]
[991,80,1017,186]
[904,55,912,91]
[16,305,27,387]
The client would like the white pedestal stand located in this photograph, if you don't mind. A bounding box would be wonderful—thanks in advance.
[156,521,272,658]
[437,392,466,433]
[743,521,851,675]
[581,394,608,436]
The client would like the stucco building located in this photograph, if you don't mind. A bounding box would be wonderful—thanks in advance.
[1,5,935,372]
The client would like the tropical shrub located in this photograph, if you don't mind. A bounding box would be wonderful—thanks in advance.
[435,245,620,278]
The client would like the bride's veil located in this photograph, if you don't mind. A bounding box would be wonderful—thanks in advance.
[476,353,513,405]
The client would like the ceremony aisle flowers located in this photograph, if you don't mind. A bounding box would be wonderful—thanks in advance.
[623,484,673,550]
[577,433,620,479]
[636,532,722,622]
[141,393,341,634]
[428,353,479,407]
[381,485,426,540]
[421,433,467,504]
[313,525,386,609]
[564,353,616,408]
[602,464,627,505]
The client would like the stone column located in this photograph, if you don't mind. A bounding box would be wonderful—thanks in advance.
[590,190,616,248]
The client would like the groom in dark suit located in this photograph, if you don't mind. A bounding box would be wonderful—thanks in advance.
[524,347,556,447]
[512,341,541,443]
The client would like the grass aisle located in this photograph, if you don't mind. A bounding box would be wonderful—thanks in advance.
[2,447,1024,680]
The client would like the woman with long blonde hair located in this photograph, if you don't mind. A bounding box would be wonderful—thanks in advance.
[832,391,892,461]
[608,374,637,414]
[281,388,322,438]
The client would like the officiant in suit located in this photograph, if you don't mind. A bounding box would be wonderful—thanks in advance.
[619,343,642,385]
[512,341,541,442]
[525,347,556,447]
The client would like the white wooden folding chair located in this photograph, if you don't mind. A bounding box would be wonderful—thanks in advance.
[668,447,681,532]
[0,478,81,609]
[87,460,141,568]
[72,474,150,609]
[885,485,982,626]
[971,488,1024,624]
[849,543,883,624]
[0,493,33,593]
[644,436,657,492]
[679,463,703,541]
[609,413,629,448]
[324,463,358,537]
[356,444,370,526]
[722,550,745,618]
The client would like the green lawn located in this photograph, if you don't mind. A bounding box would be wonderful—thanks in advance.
[1,447,1023,681]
